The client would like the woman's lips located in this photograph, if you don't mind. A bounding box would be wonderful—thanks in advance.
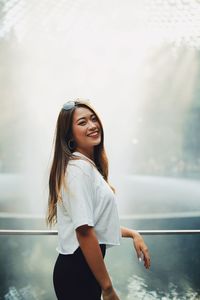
[87,131,99,137]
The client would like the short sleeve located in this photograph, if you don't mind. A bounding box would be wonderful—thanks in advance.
[62,160,95,230]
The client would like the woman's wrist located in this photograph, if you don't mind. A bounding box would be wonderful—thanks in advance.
[121,226,142,240]
[131,230,142,240]
[102,285,114,296]
[102,280,113,293]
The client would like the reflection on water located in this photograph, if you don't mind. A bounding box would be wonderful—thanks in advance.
[4,285,39,300]
[127,275,199,300]
[3,277,199,300]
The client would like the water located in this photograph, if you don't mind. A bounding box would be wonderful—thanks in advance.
[0,217,199,299]
[106,218,200,300]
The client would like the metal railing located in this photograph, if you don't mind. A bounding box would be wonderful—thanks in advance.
[0,229,200,235]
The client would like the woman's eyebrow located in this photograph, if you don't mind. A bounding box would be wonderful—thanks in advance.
[76,114,95,123]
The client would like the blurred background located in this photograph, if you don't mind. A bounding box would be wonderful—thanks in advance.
[0,0,200,299]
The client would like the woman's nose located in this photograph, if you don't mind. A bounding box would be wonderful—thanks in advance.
[88,120,97,129]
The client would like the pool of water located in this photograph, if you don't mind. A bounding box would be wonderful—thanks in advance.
[0,217,199,299]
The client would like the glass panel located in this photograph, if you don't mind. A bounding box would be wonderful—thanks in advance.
[0,234,57,299]
[108,219,200,299]
[0,218,200,299]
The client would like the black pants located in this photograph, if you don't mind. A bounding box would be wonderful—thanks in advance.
[53,244,106,300]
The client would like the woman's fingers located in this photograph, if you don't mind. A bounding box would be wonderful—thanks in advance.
[135,243,142,260]
[133,237,151,269]
[142,247,151,269]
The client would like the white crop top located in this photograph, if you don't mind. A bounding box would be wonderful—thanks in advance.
[56,151,121,254]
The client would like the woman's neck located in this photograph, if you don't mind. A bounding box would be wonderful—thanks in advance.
[75,147,94,162]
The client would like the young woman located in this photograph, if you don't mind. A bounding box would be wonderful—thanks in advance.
[47,99,150,300]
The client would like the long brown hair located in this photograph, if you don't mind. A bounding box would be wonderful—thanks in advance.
[46,100,114,227]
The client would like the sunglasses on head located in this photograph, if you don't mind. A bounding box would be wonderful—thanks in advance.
[62,99,90,111]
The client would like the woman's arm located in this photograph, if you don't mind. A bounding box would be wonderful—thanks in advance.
[76,225,120,299]
[120,226,151,269]
[121,226,141,239]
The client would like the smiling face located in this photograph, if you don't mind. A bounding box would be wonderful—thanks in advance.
[71,106,102,159]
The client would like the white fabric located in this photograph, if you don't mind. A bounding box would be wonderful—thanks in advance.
[56,151,121,254]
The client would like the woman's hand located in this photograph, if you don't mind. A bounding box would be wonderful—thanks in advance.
[102,286,120,300]
[120,226,151,269]
[133,232,151,269]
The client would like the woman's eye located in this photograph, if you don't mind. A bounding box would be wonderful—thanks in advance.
[92,116,97,121]
[78,122,86,126]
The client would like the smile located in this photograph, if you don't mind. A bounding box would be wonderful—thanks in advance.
[87,131,99,137]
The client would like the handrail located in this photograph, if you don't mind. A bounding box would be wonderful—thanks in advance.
[0,229,200,235]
